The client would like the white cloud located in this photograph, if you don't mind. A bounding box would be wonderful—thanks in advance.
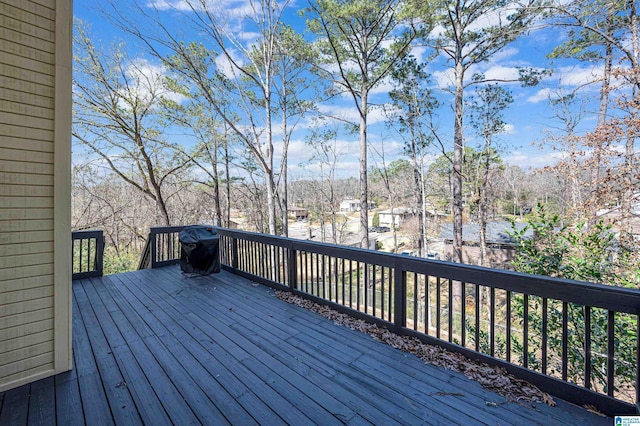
[432,64,523,89]
[123,59,188,106]
[432,69,455,88]
[147,0,253,16]
[146,0,194,11]
[316,103,388,126]
[491,47,519,63]
[504,150,565,168]
[483,65,521,82]
[369,77,395,96]
[527,88,553,104]
[214,50,246,80]
[503,123,516,135]
[237,31,260,41]
[555,65,604,87]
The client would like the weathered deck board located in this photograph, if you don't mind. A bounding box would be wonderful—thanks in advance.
[0,266,612,425]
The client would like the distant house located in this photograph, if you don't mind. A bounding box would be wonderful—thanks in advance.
[440,222,532,269]
[378,207,413,228]
[287,207,309,220]
[339,199,376,212]
[340,199,360,212]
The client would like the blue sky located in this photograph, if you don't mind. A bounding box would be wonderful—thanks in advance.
[73,0,608,180]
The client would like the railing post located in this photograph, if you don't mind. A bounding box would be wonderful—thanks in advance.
[232,236,239,271]
[95,231,104,277]
[288,247,297,292]
[150,229,157,269]
[393,259,407,332]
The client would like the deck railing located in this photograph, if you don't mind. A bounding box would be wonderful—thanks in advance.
[138,226,184,269]
[140,225,640,416]
[71,230,104,279]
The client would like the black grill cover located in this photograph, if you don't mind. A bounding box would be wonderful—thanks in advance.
[179,226,220,275]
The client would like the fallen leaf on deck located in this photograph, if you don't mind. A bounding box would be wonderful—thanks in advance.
[583,404,606,417]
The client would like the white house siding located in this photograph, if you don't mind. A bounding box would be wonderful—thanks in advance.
[0,0,72,392]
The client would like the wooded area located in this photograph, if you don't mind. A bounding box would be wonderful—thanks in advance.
[71,0,639,284]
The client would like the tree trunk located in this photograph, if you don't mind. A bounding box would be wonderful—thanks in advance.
[224,137,231,227]
[265,90,277,235]
[410,126,426,257]
[451,44,465,311]
[589,42,611,225]
[359,86,370,249]
[208,138,222,226]
[478,190,488,267]
[281,90,289,237]
[452,60,465,263]
[420,171,429,257]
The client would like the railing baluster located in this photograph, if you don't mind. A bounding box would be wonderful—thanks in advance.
[607,310,615,397]
[341,258,346,305]
[261,243,266,279]
[413,272,418,331]
[506,290,511,363]
[349,259,353,309]
[424,274,429,335]
[523,294,529,369]
[489,287,495,357]
[636,316,639,405]
[562,302,569,381]
[372,265,377,318]
[542,298,548,374]
[436,277,441,339]
[380,267,385,321]
[585,306,592,390]
[475,283,480,352]
[461,282,466,347]
[356,262,361,311]
[388,267,393,322]
[312,252,316,296]
[448,278,453,343]
[87,238,92,272]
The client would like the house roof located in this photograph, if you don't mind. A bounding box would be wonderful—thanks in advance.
[440,221,532,244]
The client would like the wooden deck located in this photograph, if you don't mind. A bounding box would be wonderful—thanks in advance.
[0,266,611,425]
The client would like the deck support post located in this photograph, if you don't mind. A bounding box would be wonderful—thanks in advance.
[393,260,406,333]
[95,232,105,277]
[231,236,239,271]
[150,229,158,269]
[288,248,297,291]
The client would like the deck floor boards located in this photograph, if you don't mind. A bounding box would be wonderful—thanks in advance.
[0,266,612,425]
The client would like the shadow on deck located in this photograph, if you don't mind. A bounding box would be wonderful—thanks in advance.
[0,266,611,425]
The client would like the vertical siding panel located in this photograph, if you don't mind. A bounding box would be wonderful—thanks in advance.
[0,0,72,392]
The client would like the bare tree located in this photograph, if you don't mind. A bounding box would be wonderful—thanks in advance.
[73,20,190,226]
[413,0,542,263]
[305,0,417,249]
[467,83,512,267]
